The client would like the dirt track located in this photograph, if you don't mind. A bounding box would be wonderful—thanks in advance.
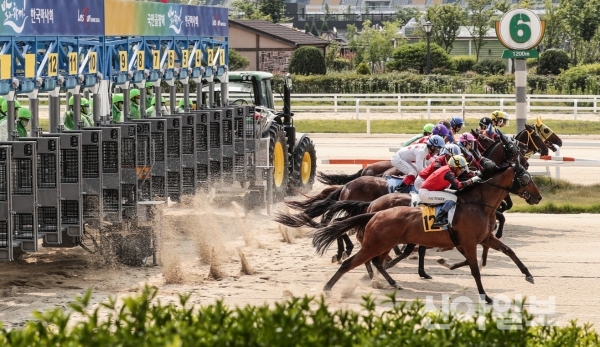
[0,134,599,329]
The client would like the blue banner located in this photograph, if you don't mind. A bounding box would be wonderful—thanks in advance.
[0,0,104,36]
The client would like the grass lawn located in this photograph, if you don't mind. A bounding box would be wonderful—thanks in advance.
[510,176,600,213]
[294,119,600,135]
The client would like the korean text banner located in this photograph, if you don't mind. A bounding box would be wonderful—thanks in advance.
[104,0,228,37]
[0,0,104,36]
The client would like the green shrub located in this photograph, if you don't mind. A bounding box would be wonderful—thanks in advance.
[289,46,326,75]
[537,49,570,75]
[452,55,477,73]
[321,20,329,32]
[526,57,538,68]
[555,63,600,93]
[387,42,454,74]
[473,59,506,75]
[356,61,371,75]
[527,74,555,92]
[484,75,513,93]
[2,287,598,346]
[331,57,351,72]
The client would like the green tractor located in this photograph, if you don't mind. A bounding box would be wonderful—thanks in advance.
[228,72,317,200]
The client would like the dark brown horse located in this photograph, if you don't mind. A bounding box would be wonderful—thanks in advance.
[312,160,542,303]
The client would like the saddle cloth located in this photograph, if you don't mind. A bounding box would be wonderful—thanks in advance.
[385,175,417,194]
[411,193,456,231]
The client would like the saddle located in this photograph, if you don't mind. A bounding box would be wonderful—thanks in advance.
[385,175,417,194]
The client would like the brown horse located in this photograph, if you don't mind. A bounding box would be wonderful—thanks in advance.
[312,160,542,303]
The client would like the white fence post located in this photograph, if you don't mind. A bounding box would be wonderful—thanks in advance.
[334,95,338,114]
[574,100,578,120]
[397,95,402,115]
[500,99,504,113]
[461,95,466,118]
[595,97,597,114]
[367,108,371,134]
[527,96,531,115]
[355,99,360,120]
[427,99,431,119]
[555,147,561,179]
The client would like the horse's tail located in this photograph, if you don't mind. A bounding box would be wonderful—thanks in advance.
[285,186,341,211]
[317,169,363,185]
[274,211,320,228]
[321,200,370,225]
[312,213,376,256]
[301,190,343,219]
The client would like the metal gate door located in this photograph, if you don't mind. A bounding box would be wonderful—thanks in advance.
[232,106,247,184]
[2,141,38,252]
[245,106,258,183]
[163,116,182,202]
[63,130,103,228]
[91,126,122,224]
[172,114,196,196]
[20,136,61,245]
[144,119,167,200]
[194,110,209,190]
[208,109,223,184]
[221,107,235,185]
[115,123,138,220]
[125,121,152,202]
[0,145,12,260]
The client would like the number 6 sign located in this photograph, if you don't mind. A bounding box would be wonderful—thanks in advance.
[496,9,545,50]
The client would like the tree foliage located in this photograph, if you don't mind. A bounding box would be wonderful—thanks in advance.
[472,59,506,75]
[541,0,565,49]
[321,21,329,33]
[465,0,495,62]
[229,49,250,71]
[347,20,402,71]
[231,0,271,20]
[259,0,286,23]
[289,46,326,75]
[310,21,319,37]
[387,42,454,74]
[537,49,570,75]
[425,4,465,54]
[392,7,420,26]
[356,61,371,75]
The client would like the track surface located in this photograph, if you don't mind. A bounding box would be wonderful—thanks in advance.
[0,134,598,329]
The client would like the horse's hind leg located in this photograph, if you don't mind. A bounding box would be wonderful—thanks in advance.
[332,237,345,263]
[495,211,505,238]
[418,246,432,279]
[365,261,374,279]
[438,245,487,271]
[393,245,403,256]
[324,249,378,291]
[384,244,416,269]
[342,234,354,258]
[371,252,403,290]
[481,235,533,284]
[463,243,492,304]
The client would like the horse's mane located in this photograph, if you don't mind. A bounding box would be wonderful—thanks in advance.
[481,140,502,158]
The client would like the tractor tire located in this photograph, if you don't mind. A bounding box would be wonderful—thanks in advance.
[289,136,317,194]
[268,124,290,202]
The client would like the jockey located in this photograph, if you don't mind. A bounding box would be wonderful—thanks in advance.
[448,116,464,143]
[402,123,435,147]
[420,155,481,228]
[414,143,461,191]
[391,135,445,192]
[479,117,493,131]
[486,111,509,139]
[457,132,476,163]
[418,123,450,144]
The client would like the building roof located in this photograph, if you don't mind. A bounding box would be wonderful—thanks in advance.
[230,20,329,47]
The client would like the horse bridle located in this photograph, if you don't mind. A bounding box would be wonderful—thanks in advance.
[534,124,554,143]
[521,128,542,159]
[464,165,534,210]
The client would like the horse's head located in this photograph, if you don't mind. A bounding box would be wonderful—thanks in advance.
[535,117,562,152]
[518,124,549,156]
[498,135,530,169]
[510,157,542,205]
[475,131,496,150]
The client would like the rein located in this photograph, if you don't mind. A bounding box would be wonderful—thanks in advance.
[519,128,540,159]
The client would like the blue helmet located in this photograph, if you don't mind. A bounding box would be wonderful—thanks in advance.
[432,124,449,137]
[427,135,445,148]
[439,143,461,156]
[450,116,464,129]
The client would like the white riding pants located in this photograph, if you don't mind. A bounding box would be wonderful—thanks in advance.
[418,188,457,205]
[391,156,417,177]
[414,176,426,191]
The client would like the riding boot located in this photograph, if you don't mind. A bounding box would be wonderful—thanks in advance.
[432,200,456,228]
[394,182,407,192]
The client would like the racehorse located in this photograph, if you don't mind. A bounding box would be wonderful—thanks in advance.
[317,125,549,186]
[312,159,542,303]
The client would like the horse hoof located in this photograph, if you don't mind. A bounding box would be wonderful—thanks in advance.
[393,283,403,290]
[331,255,340,263]
[485,296,493,305]
[344,250,352,257]
[341,252,349,261]
[526,275,534,284]
[437,258,451,269]
[495,232,503,239]
[420,273,433,280]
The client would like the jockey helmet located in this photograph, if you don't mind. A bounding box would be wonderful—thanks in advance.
[432,124,449,137]
[450,116,464,129]
[449,155,469,173]
[459,132,475,143]
[423,123,435,134]
[440,143,461,157]
[479,117,493,129]
[491,111,509,125]
[427,135,445,148]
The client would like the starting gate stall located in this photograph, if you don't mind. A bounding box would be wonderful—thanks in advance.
[0,145,12,260]
[194,110,210,190]
[19,136,62,245]
[164,115,183,202]
[113,123,138,220]
[127,121,152,201]
[174,113,198,196]
[146,119,168,199]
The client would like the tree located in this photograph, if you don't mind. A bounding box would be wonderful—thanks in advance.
[347,20,402,71]
[541,0,565,49]
[387,42,454,74]
[465,0,495,62]
[559,0,600,64]
[231,0,270,20]
[537,49,570,75]
[229,49,250,71]
[425,4,465,54]
[310,21,319,37]
[393,7,420,26]
[356,61,371,75]
[259,0,286,23]
[325,41,340,69]
[321,21,329,33]
[289,47,326,75]
[304,22,310,33]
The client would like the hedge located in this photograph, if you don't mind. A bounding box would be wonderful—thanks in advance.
[1,286,597,346]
